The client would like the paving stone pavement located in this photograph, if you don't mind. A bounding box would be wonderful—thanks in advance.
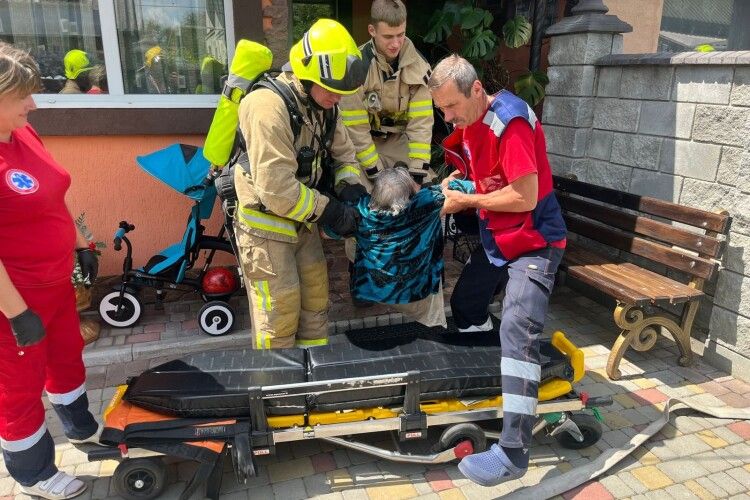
[2,240,750,499]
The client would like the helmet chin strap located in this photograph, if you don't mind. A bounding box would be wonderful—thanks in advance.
[301,79,325,111]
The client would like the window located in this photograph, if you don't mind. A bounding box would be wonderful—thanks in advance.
[115,0,228,95]
[0,0,107,94]
[0,0,234,106]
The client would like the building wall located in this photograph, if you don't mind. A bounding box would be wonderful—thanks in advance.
[604,0,664,54]
[542,32,750,379]
[46,134,231,277]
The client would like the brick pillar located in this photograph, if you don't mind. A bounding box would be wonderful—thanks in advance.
[541,0,631,177]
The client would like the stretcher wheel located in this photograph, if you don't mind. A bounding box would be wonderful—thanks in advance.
[555,413,602,450]
[99,291,142,328]
[198,301,235,336]
[436,423,487,458]
[113,457,167,500]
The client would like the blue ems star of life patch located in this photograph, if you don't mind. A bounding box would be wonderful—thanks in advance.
[5,169,39,194]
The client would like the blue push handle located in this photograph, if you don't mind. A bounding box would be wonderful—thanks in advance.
[113,228,126,251]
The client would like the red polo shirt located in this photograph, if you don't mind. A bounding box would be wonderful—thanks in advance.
[0,125,76,287]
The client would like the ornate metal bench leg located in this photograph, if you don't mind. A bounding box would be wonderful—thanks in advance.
[608,304,659,380]
[672,299,698,367]
[606,325,636,381]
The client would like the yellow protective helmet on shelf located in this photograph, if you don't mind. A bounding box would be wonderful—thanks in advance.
[288,19,367,95]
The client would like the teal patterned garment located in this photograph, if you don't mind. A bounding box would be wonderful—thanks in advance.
[350,186,445,304]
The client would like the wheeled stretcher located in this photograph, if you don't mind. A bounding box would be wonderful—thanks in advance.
[90,323,611,500]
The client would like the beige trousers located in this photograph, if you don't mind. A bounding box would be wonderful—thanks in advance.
[235,223,329,349]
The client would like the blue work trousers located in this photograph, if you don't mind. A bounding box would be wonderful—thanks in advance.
[451,245,564,448]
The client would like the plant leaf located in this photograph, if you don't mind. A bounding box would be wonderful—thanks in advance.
[424,10,453,44]
[514,70,549,107]
[482,11,493,28]
[502,15,532,48]
[460,7,485,31]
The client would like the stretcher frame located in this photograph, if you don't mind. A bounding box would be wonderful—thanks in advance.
[89,331,611,499]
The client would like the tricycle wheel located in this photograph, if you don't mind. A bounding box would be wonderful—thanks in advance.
[198,300,235,336]
[99,291,142,328]
[436,423,487,458]
[113,457,167,500]
[555,413,602,449]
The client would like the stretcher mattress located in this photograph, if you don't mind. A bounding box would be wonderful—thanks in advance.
[124,322,574,418]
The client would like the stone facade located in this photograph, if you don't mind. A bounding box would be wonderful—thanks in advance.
[543,19,750,381]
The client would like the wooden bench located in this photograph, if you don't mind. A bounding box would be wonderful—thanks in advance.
[553,175,731,380]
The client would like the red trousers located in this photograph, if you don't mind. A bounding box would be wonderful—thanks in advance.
[0,282,85,444]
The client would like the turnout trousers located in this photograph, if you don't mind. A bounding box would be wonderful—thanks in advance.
[450,245,564,449]
[235,223,330,349]
[0,282,98,485]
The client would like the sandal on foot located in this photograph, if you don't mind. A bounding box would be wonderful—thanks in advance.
[457,444,527,487]
[20,471,87,500]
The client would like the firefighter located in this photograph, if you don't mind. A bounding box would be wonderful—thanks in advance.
[340,0,434,186]
[234,19,367,349]
[59,49,93,94]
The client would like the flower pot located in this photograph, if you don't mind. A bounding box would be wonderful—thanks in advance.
[80,319,101,345]
[75,286,92,312]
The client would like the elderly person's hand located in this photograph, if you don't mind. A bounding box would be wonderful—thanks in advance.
[441,169,463,190]
[441,186,467,215]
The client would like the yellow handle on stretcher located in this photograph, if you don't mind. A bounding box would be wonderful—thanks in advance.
[551,330,585,383]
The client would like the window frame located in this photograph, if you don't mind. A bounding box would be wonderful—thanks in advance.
[32,0,237,109]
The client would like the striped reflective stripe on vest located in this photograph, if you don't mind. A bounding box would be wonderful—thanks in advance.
[407,99,432,118]
[341,109,369,126]
[239,208,297,238]
[408,141,431,161]
[355,143,379,167]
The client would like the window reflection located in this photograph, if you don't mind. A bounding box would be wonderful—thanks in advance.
[115,0,228,94]
[0,0,108,94]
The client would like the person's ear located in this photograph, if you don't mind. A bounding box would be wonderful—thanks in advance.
[368,24,376,39]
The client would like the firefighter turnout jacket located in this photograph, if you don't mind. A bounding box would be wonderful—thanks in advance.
[340,37,433,180]
[234,72,361,243]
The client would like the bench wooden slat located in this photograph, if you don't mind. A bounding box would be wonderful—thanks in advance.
[563,246,651,305]
[558,193,723,258]
[564,244,703,305]
[554,175,730,234]
[564,214,719,281]
[565,244,692,300]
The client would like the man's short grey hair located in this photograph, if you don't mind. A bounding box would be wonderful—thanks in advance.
[369,167,418,215]
[427,54,477,97]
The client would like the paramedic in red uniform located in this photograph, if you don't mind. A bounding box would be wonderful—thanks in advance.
[429,54,567,486]
[0,42,100,500]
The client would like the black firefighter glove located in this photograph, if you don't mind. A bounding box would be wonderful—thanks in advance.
[338,183,368,204]
[76,248,99,288]
[10,308,45,347]
[317,198,360,238]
